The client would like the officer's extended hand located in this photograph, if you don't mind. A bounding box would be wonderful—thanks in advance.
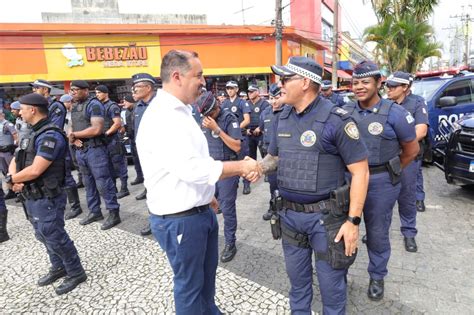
[73,139,83,148]
[12,183,24,193]
[242,156,262,182]
[202,116,218,132]
[335,221,359,256]
[68,132,76,143]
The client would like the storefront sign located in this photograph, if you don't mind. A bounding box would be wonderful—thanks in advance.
[85,44,148,67]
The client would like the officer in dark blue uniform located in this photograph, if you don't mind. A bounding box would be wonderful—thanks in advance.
[131,73,156,235]
[257,83,284,221]
[95,85,129,199]
[221,80,251,194]
[216,90,227,104]
[31,79,84,221]
[246,84,269,164]
[7,93,87,295]
[197,91,242,263]
[320,80,345,107]
[69,80,121,230]
[239,90,248,101]
[343,61,419,301]
[0,186,8,243]
[386,71,429,253]
[122,95,140,188]
[259,56,370,314]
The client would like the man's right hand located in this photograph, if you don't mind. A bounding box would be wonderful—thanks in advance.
[241,156,262,182]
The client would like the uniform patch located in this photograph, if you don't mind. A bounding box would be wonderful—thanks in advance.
[254,107,260,113]
[20,138,30,150]
[300,130,317,147]
[278,133,291,138]
[373,107,378,113]
[335,108,348,115]
[231,106,237,113]
[368,122,384,135]
[232,122,238,128]
[344,122,360,140]
[422,108,427,115]
[406,113,415,124]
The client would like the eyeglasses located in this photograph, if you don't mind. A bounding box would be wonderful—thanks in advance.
[280,76,303,85]
[70,87,84,93]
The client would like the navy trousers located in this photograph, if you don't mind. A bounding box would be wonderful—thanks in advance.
[106,136,128,187]
[364,172,401,280]
[64,149,77,189]
[76,146,119,214]
[240,136,251,187]
[398,161,418,238]
[130,139,144,180]
[215,175,239,246]
[150,207,222,315]
[0,188,6,214]
[25,192,84,276]
[415,159,425,201]
[248,134,263,160]
[280,209,348,315]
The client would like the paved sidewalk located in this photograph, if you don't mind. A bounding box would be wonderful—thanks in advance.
[0,165,473,314]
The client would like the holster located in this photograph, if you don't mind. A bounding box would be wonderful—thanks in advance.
[281,221,310,248]
[269,192,283,240]
[387,156,402,185]
[329,183,350,216]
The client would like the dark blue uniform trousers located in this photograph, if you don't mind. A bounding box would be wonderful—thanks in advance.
[215,175,239,246]
[0,188,6,214]
[76,146,120,214]
[398,161,418,238]
[150,207,222,315]
[240,136,251,187]
[415,159,425,201]
[64,149,77,189]
[280,209,348,315]
[364,172,401,280]
[107,136,128,186]
[26,193,84,276]
[248,134,262,160]
[131,139,144,180]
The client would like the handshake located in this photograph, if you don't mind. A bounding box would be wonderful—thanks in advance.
[240,156,263,183]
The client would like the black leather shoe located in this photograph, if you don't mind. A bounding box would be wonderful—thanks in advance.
[362,235,367,244]
[65,208,83,220]
[140,224,152,236]
[101,212,121,230]
[416,200,426,212]
[55,272,87,295]
[220,244,237,263]
[37,267,67,286]
[79,212,104,226]
[135,189,147,200]
[367,279,384,301]
[117,190,130,199]
[4,190,15,200]
[130,178,144,186]
[243,185,251,195]
[262,211,272,221]
[404,237,418,252]
[76,181,84,189]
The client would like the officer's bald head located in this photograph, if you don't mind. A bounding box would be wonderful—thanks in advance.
[160,50,199,83]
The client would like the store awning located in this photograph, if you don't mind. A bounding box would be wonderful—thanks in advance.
[324,67,352,79]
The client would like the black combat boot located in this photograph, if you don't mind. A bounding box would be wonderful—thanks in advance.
[76,176,84,189]
[101,212,121,230]
[140,223,152,236]
[55,272,87,295]
[135,189,147,200]
[79,212,104,225]
[4,190,15,200]
[37,267,67,286]
[64,187,83,220]
[117,180,130,199]
[220,244,237,263]
[367,279,384,301]
[130,177,144,185]
[0,211,10,243]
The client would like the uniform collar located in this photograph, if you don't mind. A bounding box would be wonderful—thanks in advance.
[31,118,50,131]
[356,99,383,114]
[293,95,320,116]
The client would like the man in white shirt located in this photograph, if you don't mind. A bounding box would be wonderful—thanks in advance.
[136,50,260,315]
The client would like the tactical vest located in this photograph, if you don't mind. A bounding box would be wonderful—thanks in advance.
[103,99,119,131]
[262,106,283,145]
[71,97,96,132]
[222,97,245,124]
[344,99,400,165]
[202,111,238,161]
[0,120,14,146]
[48,100,67,130]
[17,122,66,191]
[248,98,265,129]
[276,98,346,197]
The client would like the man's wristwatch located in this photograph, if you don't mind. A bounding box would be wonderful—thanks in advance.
[213,128,221,136]
[347,215,361,226]
[4,174,13,185]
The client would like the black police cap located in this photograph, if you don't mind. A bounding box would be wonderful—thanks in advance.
[196,91,217,116]
[30,79,53,89]
[268,83,281,97]
[271,56,323,84]
[123,95,135,103]
[71,80,89,89]
[131,73,156,85]
[352,61,381,79]
[386,71,412,87]
[19,93,49,107]
[95,85,109,94]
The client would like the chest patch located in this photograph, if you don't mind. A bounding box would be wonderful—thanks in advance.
[300,130,317,147]
[254,107,260,113]
[368,122,384,135]
[231,106,237,113]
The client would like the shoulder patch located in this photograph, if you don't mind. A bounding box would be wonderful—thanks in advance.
[331,107,350,120]
[344,122,360,140]
[406,113,415,124]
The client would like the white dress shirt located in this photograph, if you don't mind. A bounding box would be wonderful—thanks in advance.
[136,89,223,215]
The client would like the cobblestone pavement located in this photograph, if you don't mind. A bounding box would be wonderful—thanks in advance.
[0,164,473,314]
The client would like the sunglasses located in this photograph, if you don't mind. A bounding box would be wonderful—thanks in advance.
[280,75,303,85]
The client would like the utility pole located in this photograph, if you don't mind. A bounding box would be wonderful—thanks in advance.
[450,5,473,67]
[332,0,339,88]
[275,0,283,66]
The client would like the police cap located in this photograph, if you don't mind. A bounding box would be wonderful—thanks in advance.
[95,85,109,94]
[352,60,381,79]
[19,93,49,108]
[11,101,21,110]
[196,91,217,117]
[71,80,89,89]
[123,95,135,103]
[131,73,156,85]
[271,56,323,84]
[386,71,412,87]
[268,83,281,97]
[225,80,239,88]
[217,90,226,97]
[247,85,259,92]
[320,80,332,90]
[239,91,248,97]
[30,79,53,89]
[59,94,73,103]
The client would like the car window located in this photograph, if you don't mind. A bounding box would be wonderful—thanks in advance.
[412,79,446,100]
[438,79,473,105]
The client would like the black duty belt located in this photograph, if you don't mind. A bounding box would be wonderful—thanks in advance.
[157,204,209,219]
[282,198,329,213]
[369,164,388,175]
